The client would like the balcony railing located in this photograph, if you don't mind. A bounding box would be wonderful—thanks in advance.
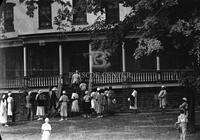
[0,70,193,89]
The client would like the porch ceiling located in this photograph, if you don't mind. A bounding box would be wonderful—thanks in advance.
[0,31,137,47]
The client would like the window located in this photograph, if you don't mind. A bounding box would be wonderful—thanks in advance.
[73,0,87,25]
[105,1,119,24]
[38,0,52,29]
[4,3,15,32]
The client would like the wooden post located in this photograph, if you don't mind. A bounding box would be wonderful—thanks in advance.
[59,44,63,77]
[23,46,27,77]
[88,43,93,92]
[156,55,161,82]
[156,56,160,71]
[122,42,126,72]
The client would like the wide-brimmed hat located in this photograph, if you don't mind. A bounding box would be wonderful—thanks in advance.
[62,90,67,94]
[38,90,43,94]
[28,91,32,95]
[161,85,165,88]
[85,91,89,94]
[182,97,187,101]
[8,92,12,96]
[52,87,57,91]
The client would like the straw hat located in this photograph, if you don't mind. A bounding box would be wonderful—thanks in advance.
[52,87,57,91]
[161,85,165,88]
[28,91,32,95]
[97,88,100,91]
[62,90,67,94]
[182,97,187,101]
[38,90,43,94]
[8,92,12,96]
[85,90,89,94]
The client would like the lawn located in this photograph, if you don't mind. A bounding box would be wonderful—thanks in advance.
[1,111,200,140]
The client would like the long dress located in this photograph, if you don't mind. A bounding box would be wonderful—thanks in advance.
[41,123,52,140]
[7,96,14,116]
[158,89,167,108]
[128,90,138,110]
[90,92,97,112]
[0,100,7,124]
[59,95,69,117]
[71,92,79,112]
[83,94,91,114]
[96,93,105,114]
[36,93,45,116]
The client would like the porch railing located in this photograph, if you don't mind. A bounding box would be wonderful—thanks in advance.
[0,70,193,89]
[92,70,184,84]
[0,76,60,89]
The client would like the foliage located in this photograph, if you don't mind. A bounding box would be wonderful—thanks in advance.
[133,38,163,59]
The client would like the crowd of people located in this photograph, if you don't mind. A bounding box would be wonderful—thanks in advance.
[25,85,117,122]
[0,73,190,140]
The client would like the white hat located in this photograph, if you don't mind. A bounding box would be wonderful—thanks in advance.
[28,91,32,95]
[97,88,100,91]
[85,91,89,94]
[182,97,187,101]
[161,85,165,88]
[45,118,49,123]
[38,90,43,94]
[62,90,66,94]
[8,92,12,96]
[52,87,57,91]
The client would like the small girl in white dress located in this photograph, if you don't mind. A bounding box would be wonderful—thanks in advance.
[41,118,51,140]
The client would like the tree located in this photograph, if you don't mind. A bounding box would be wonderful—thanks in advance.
[118,0,200,132]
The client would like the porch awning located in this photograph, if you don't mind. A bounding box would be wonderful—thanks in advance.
[0,31,137,47]
[0,38,23,48]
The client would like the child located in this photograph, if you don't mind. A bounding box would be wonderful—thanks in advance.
[175,109,188,140]
[41,118,51,140]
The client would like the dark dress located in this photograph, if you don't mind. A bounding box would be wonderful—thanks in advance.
[49,91,57,111]
[83,94,91,114]
[129,95,135,108]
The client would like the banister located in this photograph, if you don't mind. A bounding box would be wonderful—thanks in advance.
[0,70,194,89]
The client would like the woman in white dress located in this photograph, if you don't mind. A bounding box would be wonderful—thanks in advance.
[71,91,79,116]
[58,91,69,121]
[36,90,46,121]
[7,92,14,119]
[41,118,51,140]
[90,89,98,115]
[0,94,8,126]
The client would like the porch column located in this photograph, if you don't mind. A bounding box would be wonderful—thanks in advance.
[59,44,63,77]
[156,55,161,81]
[23,46,27,77]
[156,56,160,71]
[122,42,126,72]
[88,43,93,92]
